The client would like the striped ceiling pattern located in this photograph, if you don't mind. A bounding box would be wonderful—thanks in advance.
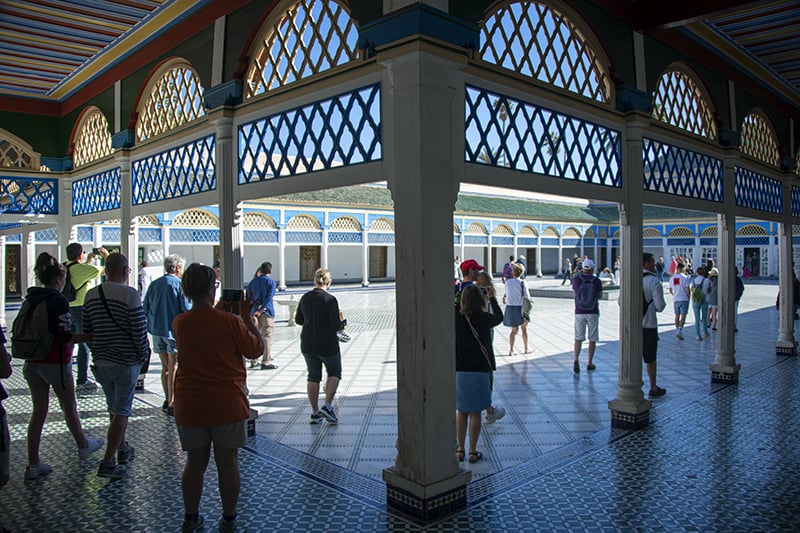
[0,0,167,97]
[704,1,800,95]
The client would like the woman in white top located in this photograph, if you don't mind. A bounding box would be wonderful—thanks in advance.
[691,266,712,340]
[502,263,531,355]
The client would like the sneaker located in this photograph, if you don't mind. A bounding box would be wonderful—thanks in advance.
[181,515,204,533]
[587,363,596,371]
[309,411,324,425]
[697,336,703,341]
[79,438,104,460]
[649,386,667,398]
[117,443,135,465]
[485,406,506,424]
[320,404,338,424]
[162,400,169,413]
[24,463,52,481]
[573,360,580,374]
[676,332,684,340]
[97,461,126,480]
[76,380,98,392]
[337,330,351,343]
[166,406,174,417]
[219,518,237,533]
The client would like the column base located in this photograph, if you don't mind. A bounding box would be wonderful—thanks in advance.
[710,363,740,384]
[383,467,471,524]
[246,408,258,437]
[776,342,797,356]
[608,399,651,430]
[135,374,145,392]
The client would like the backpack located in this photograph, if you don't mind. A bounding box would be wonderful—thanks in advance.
[11,298,54,361]
[575,275,598,311]
[502,262,513,279]
[643,271,654,316]
[691,279,706,304]
[62,262,88,303]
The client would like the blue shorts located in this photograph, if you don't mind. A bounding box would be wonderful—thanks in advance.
[23,361,72,389]
[673,301,689,315]
[303,352,342,383]
[93,362,142,416]
[152,335,177,355]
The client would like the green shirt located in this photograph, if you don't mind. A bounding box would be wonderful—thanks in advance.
[66,261,102,307]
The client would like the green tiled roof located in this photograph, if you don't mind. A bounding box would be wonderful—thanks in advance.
[266,186,708,223]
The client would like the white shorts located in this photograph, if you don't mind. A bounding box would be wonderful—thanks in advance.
[574,314,599,342]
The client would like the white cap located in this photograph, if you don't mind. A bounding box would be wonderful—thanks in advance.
[582,259,595,271]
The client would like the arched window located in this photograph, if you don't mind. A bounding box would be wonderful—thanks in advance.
[370,218,394,232]
[740,110,780,167]
[519,225,538,236]
[72,107,113,167]
[137,215,160,226]
[542,226,559,237]
[736,224,767,236]
[453,223,461,234]
[467,222,488,234]
[244,0,359,99]
[0,129,39,169]
[244,212,277,229]
[136,60,205,142]
[287,214,321,229]
[329,216,361,231]
[643,228,661,238]
[701,226,717,237]
[173,209,218,227]
[493,224,514,235]
[669,227,694,237]
[480,1,611,103]
[652,67,716,140]
[563,228,581,238]
[584,228,595,238]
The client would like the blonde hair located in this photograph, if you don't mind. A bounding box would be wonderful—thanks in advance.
[314,268,332,287]
[512,263,524,277]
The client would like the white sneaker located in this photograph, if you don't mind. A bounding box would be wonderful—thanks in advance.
[25,463,53,481]
[696,336,703,341]
[76,380,98,391]
[79,438,104,460]
[486,406,506,424]
[676,332,684,340]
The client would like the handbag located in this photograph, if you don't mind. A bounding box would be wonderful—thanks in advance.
[464,315,493,369]
[520,281,533,313]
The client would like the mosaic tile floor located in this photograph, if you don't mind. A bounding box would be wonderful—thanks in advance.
[1,280,799,531]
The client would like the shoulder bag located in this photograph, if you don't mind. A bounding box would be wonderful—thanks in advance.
[98,286,150,374]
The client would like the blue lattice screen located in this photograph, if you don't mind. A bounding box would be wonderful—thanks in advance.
[138,228,162,242]
[465,235,489,245]
[792,186,800,218]
[244,230,278,243]
[170,229,220,243]
[734,167,782,214]
[286,231,322,244]
[73,168,120,215]
[464,86,620,187]
[369,233,394,244]
[0,176,58,214]
[132,136,216,205]
[35,228,57,241]
[102,227,121,243]
[77,226,93,242]
[518,238,537,246]
[239,85,381,184]
[328,232,362,244]
[642,138,722,201]
[492,236,513,246]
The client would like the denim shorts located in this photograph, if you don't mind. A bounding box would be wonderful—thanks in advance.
[152,335,177,355]
[673,300,689,315]
[23,361,72,388]
[303,352,342,383]
[92,362,141,416]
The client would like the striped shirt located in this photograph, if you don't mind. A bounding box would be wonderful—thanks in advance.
[83,281,150,365]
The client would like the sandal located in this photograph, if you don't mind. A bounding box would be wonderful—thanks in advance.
[456,449,465,462]
[468,451,483,464]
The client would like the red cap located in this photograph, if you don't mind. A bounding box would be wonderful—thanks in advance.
[460,259,484,273]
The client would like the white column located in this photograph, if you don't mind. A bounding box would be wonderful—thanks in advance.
[162,224,171,264]
[361,229,370,287]
[57,177,73,262]
[0,236,6,328]
[776,179,796,355]
[22,229,35,291]
[118,150,136,285]
[609,112,650,428]
[321,228,329,269]
[381,50,470,512]
[212,109,243,291]
[277,226,287,290]
[535,243,542,277]
[713,150,741,378]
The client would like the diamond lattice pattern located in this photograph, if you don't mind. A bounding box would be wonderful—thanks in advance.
[239,85,381,184]
[740,112,780,167]
[73,109,113,167]
[136,66,205,142]
[479,1,610,103]
[735,166,782,214]
[0,176,57,214]
[465,86,620,187]
[643,138,722,201]
[132,135,216,205]
[173,209,218,227]
[652,70,716,140]
[793,186,800,218]
[245,0,358,99]
[72,168,120,216]
[0,134,36,169]
[244,213,277,229]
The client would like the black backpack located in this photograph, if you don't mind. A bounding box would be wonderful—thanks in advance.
[643,271,655,316]
[62,262,88,303]
[11,297,53,361]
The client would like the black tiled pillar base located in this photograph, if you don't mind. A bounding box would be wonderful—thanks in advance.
[711,364,741,384]
[776,344,797,356]
[246,408,258,437]
[135,374,145,392]
[610,408,650,430]
[383,468,470,524]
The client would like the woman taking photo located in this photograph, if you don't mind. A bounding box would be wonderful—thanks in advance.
[173,264,263,532]
[502,263,531,355]
[455,284,503,464]
[21,253,103,480]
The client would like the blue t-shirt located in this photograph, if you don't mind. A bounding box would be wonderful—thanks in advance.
[143,274,189,338]
[248,274,277,318]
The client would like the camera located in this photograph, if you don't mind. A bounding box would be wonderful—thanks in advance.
[92,247,100,254]
[222,289,243,302]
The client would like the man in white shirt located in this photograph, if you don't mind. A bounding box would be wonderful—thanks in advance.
[669,261,690,340]
[643,253,667,397]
